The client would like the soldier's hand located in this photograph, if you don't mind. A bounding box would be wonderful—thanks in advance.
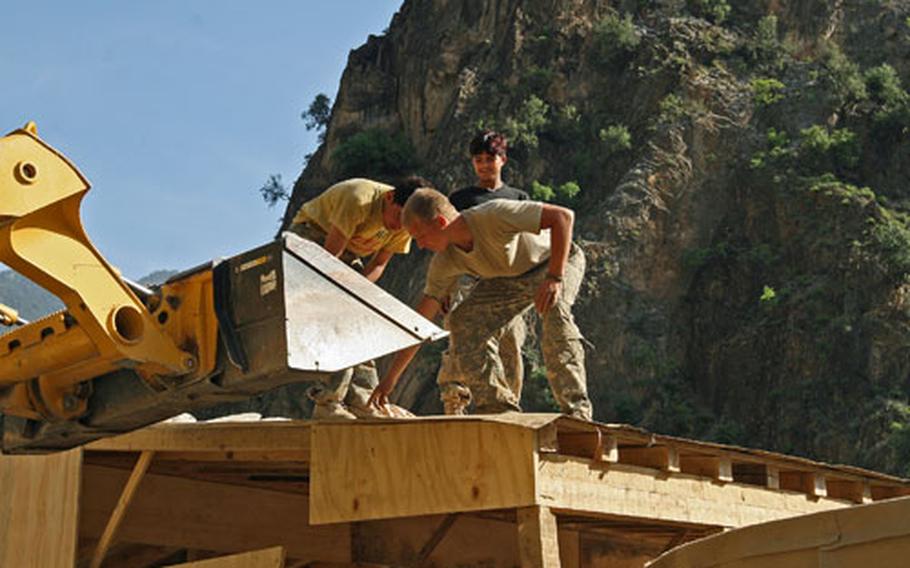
[534,278,561,314]
[368,377,395,409]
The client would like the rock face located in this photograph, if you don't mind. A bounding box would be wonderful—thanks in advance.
[285,0,910,475]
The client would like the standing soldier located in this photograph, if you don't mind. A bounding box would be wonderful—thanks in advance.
[448,130,529,401]
[290,176,429,418]
[368,188,593,420]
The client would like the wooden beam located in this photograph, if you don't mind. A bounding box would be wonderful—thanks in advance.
[80,465,350,563]
[517,506,561,568]
[309,421,537,524]
[416,514,458,564]
[86,422,312,456]
[679,455,733,482]
[557,431,618,463]
[779,471,827,498]
[168,546,285,567]
[827,479,873,504]
[537,456,849,529]
[90,450,155,568]
[731,462,780,489]
[619,446,680,473]
[0,449,82,568]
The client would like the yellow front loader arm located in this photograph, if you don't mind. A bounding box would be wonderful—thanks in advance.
[0,122,445,452]
[0,123,202,420]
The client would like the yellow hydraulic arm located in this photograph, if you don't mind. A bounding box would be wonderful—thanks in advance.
[0,123,209,420]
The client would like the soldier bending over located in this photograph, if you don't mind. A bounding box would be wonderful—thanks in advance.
[368,188,593,420]
[290,176,428,419]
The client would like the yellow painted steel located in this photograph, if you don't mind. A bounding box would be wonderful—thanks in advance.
[0,123,215,419]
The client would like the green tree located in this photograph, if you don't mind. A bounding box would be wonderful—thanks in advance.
[258,174,289,208]
[302,93,332,142]
[332,129,419,180]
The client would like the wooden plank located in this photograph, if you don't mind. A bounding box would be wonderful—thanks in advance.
[871,484,910,500]
[168,546,285,567]
[731,462,779,488]
[779,470,827,498]
[86,422,312,456]
[618,446,680,473]
[649,496,910,567]
[679,455,732,482]
[416,514,458,563]
[517,506,561,568]
[557,431,618,463]
[827,479,873,504]
[90,450,155,568]
[537,456,850,529]
[80,464,350,563]
[309,421,537,524]
[0,448,81,568]
[152,450,311,463]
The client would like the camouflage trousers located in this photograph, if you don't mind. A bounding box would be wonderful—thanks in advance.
[288,222,374,413]
[438,244,593,420]
[445,276,528,399]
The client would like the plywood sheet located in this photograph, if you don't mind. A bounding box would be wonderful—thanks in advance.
[0,449,82,568]
[169,546,285,568]
[309,421,537,524]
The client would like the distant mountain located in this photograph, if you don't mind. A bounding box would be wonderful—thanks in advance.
[0,270,62,322]
[0,268,178,325]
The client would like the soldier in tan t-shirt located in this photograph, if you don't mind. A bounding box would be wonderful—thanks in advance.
[367,188,593,419]
[289,176,430,420]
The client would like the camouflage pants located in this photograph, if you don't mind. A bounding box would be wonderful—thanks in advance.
[288,222,373,412]
[438,244,593,419]
[445,276,528,399]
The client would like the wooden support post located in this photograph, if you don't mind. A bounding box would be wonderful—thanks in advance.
[517,506,561,568]
[90,450,155,568]
[766,465,780,490]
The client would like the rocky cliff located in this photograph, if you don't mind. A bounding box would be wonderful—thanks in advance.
[285,0,910,475]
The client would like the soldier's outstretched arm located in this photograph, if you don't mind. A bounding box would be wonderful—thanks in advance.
[368,295,442,407]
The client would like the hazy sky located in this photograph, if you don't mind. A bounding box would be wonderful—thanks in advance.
[1,1,402,278]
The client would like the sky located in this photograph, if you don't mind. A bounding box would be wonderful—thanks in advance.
[1,1,403,278]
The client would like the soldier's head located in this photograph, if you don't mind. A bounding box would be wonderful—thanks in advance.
[402,188,457,252]
[383,175,434,230]
[469,130,508,188]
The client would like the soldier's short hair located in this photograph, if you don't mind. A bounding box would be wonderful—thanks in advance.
[402,188,457,226]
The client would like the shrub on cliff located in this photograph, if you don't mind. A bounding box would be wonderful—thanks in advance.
[332,129,419,180]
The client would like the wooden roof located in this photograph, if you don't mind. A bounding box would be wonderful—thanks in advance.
[85,413,910,530]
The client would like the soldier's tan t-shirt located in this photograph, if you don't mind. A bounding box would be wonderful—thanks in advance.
[292,178,411,257]
[424,200,551,300]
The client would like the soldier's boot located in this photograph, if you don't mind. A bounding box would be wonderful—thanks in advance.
[308,384,356,420]
[348,402,415,419]
[311,400,357,420]
[440,383,472,416]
